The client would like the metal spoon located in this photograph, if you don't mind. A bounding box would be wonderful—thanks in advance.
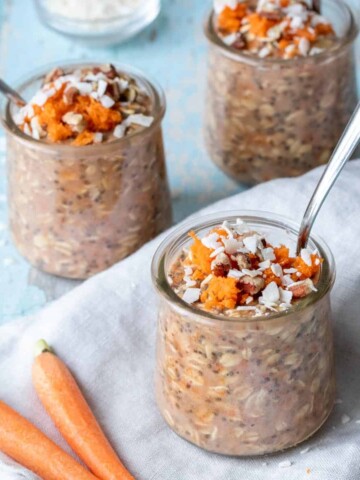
[297,102,360,254]
[0,78,26,107]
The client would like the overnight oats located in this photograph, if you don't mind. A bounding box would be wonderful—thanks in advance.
[2,63,171,279]
[204,0,358,184]
[152,212,335,455]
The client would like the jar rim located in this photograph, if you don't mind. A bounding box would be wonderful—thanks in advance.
[204,0,359,66]
[151,210,336,325]
[0,60,166,153]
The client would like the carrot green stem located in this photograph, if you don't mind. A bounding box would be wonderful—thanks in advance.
[34,339,54,358]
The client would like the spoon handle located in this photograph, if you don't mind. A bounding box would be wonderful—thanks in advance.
[297,102,360,254]
[0,79,26,107]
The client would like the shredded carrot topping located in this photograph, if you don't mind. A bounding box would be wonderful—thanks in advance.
[189,231,213,276]
[200,277,239,310]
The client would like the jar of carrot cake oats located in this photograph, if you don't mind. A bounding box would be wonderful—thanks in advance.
[152,212,335,455]
[1,62,172,279]
[204,0,358,184]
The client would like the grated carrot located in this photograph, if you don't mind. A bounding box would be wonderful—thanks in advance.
[200,276,239,310]
[188,231,213,275]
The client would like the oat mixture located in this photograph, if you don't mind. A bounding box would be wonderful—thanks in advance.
[14,64,154,146]
[204,0,358,183]
[155,218,335,455]
[215,0,336,59]
[7,65,172,279]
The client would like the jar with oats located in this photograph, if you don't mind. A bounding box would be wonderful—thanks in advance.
[1,62,172,279]
[204,0,358,184]
[152,212,335,456]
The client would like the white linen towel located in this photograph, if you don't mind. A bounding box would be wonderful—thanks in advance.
[1,161,360,480]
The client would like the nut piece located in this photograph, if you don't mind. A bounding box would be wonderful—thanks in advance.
[288,279,315,298]
[62,112,84,125]
[63,87,79,105]
[43,67,64,84]
[238,275,265,295]
[234,252,252,270]
[211,252,231,277]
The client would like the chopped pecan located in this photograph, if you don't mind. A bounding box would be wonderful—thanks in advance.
[101,64,117,79]
[211,253,231,277]
[234,252,252,270]
[288,279,315,298]
[238,275,265,295]
[43,67,64,84]
[63,86,79,105]
[258,11,282,21]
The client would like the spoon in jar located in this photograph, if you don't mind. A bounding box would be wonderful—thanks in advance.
[296,102,360,254]
[0,78,26,107]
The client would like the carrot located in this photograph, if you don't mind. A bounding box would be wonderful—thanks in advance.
[0,400,98,480]
[32,340,135,480]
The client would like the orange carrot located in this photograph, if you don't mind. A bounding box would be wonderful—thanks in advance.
[32,340,135,480]
[0,400,98,480]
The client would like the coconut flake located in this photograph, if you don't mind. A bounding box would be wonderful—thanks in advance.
[113,124,126,138]
[213,0,238,14]
[182,288,201,304]
[260,281,280,304]
[301,248,312,266]
[271,263,283,278]
[278,460,293,468]
[210,246,225,258]
[258,260,271,270]
[298,37,311,56]
[279,288,293,305]
[97,79,108,97]
[243,235,258,254]
[261,247,276,261]
[126,114,154,128]
[93,132,103,144]
[100,95,115,108]
[223,237,243,254]
[228,269,246,279]
[202,232,222,250]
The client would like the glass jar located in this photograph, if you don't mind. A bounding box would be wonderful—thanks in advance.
[204,0,359,184]
[152,212,335,456]
[1,62,172,279]
[33,0,160,47]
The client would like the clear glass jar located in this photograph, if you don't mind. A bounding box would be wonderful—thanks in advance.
[204,0,359,184]
[33,0,160,47]
[152,212,335,456]
[1,62,172,279]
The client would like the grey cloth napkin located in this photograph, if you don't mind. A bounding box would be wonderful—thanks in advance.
[1,161,360,480]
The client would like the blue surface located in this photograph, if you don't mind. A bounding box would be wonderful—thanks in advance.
[0,0,244,323]
[0,0,359,323]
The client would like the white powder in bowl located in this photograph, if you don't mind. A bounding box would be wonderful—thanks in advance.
[44,0,143,21]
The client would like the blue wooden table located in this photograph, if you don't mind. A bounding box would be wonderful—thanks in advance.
[0,0,358,324]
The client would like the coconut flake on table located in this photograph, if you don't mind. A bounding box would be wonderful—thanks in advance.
[341,414,351,425]
[182,288,201,304]
[278,460,293,468]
